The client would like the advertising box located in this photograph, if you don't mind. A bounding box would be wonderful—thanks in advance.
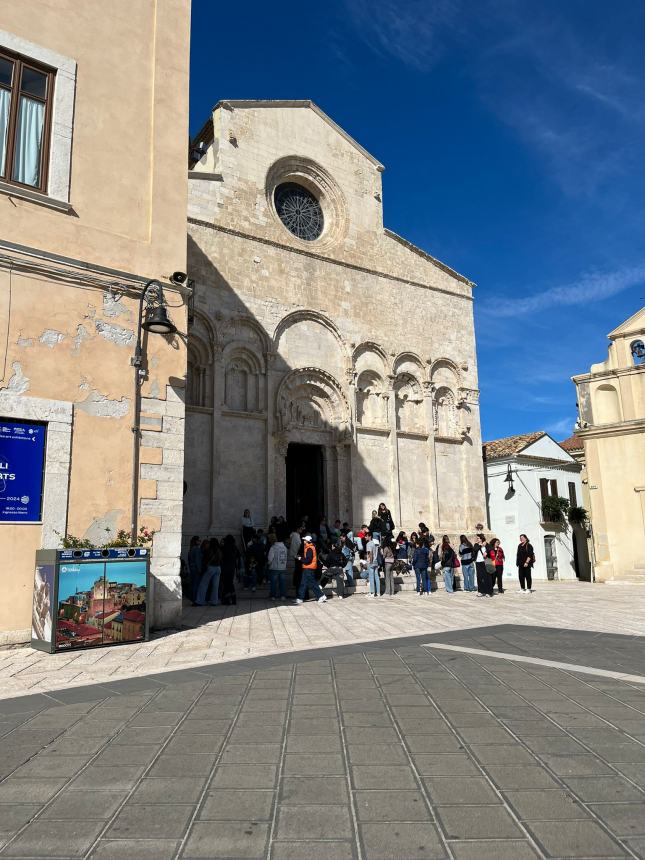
[32,548,150,654]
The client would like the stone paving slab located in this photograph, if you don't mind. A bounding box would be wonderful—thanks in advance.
[2,581,645,701]
[0,625,644,858]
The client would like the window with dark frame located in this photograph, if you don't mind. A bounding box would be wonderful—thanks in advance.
[568,481,577,507]
[539,478,549,501]
[549,478,558,497]
[0,49,54,193]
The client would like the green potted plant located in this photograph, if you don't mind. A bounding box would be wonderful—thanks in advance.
[55,526,155,549]
[567,506,588,526]
[541,496,570,525]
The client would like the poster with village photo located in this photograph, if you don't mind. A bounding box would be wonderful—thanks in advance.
[55,560,147,650]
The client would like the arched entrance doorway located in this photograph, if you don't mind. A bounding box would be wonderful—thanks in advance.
[274,367,352,526]
[286,443,325,526]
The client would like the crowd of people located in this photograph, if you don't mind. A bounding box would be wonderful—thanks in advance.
[184,502,537,607]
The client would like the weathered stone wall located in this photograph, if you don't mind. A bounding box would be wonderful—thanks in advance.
[185,103,486,540]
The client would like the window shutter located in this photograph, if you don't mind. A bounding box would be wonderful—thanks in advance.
[540,478,549,501]
[568,482,577,506]
[549,479,558,497]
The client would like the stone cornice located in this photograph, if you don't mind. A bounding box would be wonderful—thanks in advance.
[575,418,645,440]
[572,365,645,383]
[188,218,473,303]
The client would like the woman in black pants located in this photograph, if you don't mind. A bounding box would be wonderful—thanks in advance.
[474,533,493,598]
[516,534,535,593]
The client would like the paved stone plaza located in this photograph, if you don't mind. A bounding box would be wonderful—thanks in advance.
[1,582,645,701]
[1,584,644,859]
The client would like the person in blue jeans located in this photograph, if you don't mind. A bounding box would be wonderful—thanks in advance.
[193,538,221,606]
[412,538,430,595]
[440,535,456,593]
[267,537,288,600]
[365,529,381,597]
[340,534,355,586]
[294,536,327,604]
[458,535,476,592]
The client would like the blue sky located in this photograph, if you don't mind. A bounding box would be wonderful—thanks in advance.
[189,0,645,442]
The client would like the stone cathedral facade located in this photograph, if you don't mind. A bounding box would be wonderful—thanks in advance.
[184,100,486,539]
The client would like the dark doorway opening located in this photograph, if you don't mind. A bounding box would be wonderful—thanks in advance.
[286,443,325,528]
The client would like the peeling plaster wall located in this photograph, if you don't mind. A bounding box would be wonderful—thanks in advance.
[0,268,188,639]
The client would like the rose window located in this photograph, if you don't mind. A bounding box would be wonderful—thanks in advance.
[274,182,324,241]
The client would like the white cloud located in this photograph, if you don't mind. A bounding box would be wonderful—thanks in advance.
[545,416,574,438]
[343,0,460,71]
[481,264,645,318]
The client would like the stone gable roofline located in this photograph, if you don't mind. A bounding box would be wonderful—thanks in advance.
[384,229,474,288]
[190,101,386,171]
[608,305,645,340]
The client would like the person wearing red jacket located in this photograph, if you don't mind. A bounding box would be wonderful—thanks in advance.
[489,538,505,594]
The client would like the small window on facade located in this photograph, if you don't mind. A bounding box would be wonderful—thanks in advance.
[549,479,558,497]
[568,482,577,507]
[0,49,54,192]
[539,478,549,501]
[630,340,645,366]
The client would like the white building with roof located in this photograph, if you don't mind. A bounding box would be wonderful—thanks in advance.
[483,431,591,583]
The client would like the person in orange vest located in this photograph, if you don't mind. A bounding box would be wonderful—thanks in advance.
[294,535,327,605]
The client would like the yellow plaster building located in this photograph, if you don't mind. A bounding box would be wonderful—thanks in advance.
[572,308,645,582]
[0,1,191,643]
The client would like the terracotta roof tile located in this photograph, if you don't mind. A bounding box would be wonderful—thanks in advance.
[483,431,545,460]
[559,435,584,452]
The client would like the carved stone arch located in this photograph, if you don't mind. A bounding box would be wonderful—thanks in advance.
[356,368,387,428]
[393,352,425,379]
[224,345,263,413]
[189,308,218,357]
[352,341,390,376]
[275,367,352,441]
[430,358,461,388]
[433,384,458,438]
[186,330,213,408]
[273,310,350,362]
[220,314,270,356]
[222,342,265,375]
[394,372,424,433]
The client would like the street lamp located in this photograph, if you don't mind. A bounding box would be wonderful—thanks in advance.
[130,280,177,545]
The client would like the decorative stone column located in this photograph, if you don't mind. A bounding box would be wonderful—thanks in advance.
[386,375,401,526]
[423,381,440,529]
[209,345,224,531]
[265,351,280,522]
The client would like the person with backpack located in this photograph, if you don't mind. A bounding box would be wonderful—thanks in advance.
[440,535,457,594]
[489,538,505,593]
[267,535,288,600]
[459,535,476,592]
[516,534,535,593]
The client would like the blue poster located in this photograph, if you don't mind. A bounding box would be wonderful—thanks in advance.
[0,420,47,522]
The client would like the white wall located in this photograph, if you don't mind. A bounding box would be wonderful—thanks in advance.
[487,458,583,582]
